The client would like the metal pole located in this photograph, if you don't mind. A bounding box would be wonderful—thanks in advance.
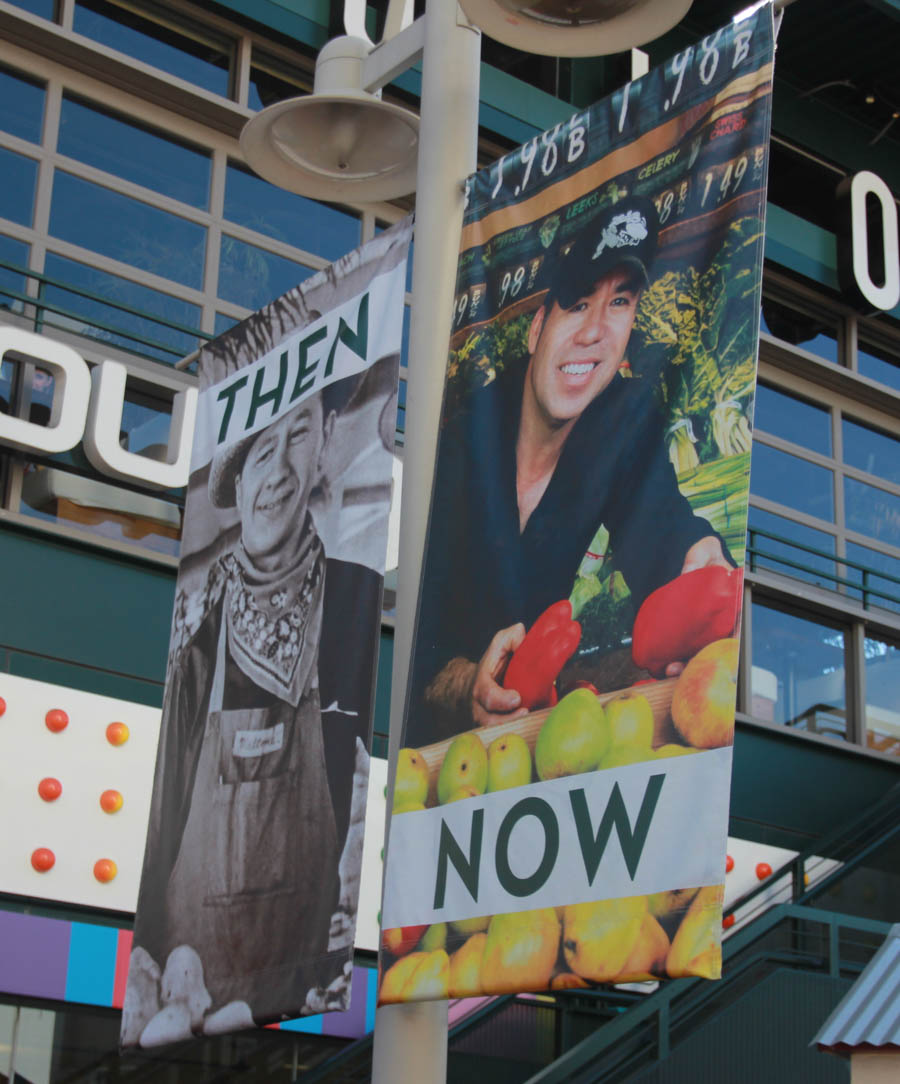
[371,0,480,1080]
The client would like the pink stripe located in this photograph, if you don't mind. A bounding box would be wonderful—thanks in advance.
[112,930,133,1008]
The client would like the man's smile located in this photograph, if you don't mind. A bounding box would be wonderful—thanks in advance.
[560,361,598,376]
[256,487,294,515]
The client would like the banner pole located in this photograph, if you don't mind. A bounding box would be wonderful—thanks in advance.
[371,0,480,1080]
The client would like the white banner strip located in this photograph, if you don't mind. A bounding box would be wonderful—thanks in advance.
[382,748,732,928]
[191,264,406,470]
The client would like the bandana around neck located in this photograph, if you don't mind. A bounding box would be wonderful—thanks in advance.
[222,513,326,707]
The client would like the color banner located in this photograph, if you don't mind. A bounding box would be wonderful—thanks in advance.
[380,10,774,1004]
[124,218,412,1046]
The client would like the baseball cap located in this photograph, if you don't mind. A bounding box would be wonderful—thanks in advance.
[544,197,658,310]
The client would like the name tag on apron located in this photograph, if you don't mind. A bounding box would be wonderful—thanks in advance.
[232,722,284,758]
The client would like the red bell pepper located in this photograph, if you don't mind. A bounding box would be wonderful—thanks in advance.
[503,600,582,709]
[631,566,743,676]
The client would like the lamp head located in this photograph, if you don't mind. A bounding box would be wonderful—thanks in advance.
[459,0,692,57]
[240,36,419,201]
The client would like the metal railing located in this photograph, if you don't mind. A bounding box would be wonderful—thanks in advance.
[0,257,212,365]
[747,525,900,610]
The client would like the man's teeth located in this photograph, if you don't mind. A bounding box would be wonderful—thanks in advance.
[561,362,595,375]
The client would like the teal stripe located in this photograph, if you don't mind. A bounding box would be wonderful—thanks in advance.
[65,922,117,1006]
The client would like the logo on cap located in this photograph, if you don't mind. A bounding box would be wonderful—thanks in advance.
[592,209,649,260]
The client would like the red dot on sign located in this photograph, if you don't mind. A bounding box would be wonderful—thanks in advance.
[94,858,117,883]
[100,789,123,814]
[0,696,6,716]
[31,848,55,872]
[38,777,62,802]
[756,861,773,880]
[722,913,735,929]
[106,722,129,746]
[45,709,69,733]
[725,854,734,873]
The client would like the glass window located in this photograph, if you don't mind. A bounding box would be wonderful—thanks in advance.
[217,235,313,310]
[842,416,900,486]
[248,53,307,110]
[760,295,839,365]
[857,337,900,393]
[753,383,831,455]
[73,0,231,97]
[6,0,54,17]
[845,542,900,615]
[214,312,240,337]
[58,94,211,209]
[844,477,900,548]
[224,163,359,260]
[49,171,207,289]
[0,65,45,143]
[42,252,201,363]
[750,441,834,522]
[864,636,900,757]
[747,506,837,590]
[0,233,30,316]
[750,601,847,741]
[0,146,38,225]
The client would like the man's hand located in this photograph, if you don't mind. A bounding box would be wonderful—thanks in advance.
[680,535,731,574]
[664,536,734,677]
[469,623,529,728]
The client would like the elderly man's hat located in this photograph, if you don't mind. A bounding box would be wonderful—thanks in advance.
[544,196,658,310]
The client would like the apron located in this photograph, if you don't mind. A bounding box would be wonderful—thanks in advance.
[166,609,340,1020]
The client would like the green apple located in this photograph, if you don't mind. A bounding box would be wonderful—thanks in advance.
[535,689,609,780]
[437,733,488,805]
[487,733,532,792]
[606,693,654,750]
[394,748,430,812]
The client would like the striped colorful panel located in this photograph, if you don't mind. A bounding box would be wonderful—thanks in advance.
[0,907,376,1037]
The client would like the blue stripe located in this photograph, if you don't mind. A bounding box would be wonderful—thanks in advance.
[65,922,117,1006]
[365,968,378,1034]
[280,1014,323,1034]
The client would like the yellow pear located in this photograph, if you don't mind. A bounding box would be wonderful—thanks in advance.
[654,744,696,758]
[438,732,488,804]
[420,923,448,952]
[648,886,700,922]
[450,914,490,936]
[606,693,655,749]
[666,884,723,978]
[481,909,561,994]
[449,933,487,998]
[599,745,654,770]
[403,949,450,1002]
[487,733,532,792]
[379,952,426,1005]
[393,748,430,811]
[616,913,670,981]
[562,897,647,982]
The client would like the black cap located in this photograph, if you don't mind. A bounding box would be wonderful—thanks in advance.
[544,197,658,310]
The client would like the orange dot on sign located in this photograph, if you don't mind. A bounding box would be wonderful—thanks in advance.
[38,777,63,802]
[31,848,55,872]
[45,709,69,733]
[725,854,734,873]
[0,696,6,715]
[94,858,117,883]
[722,913,735,929]
[756,861,773,880]
[100,789,123,813]
[106,722,129,746]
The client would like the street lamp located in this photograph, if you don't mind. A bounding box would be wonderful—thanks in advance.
[240,2,694,1081]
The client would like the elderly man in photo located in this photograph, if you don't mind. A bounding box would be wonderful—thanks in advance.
[130,381,379,1041]
[410,199,732,745]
